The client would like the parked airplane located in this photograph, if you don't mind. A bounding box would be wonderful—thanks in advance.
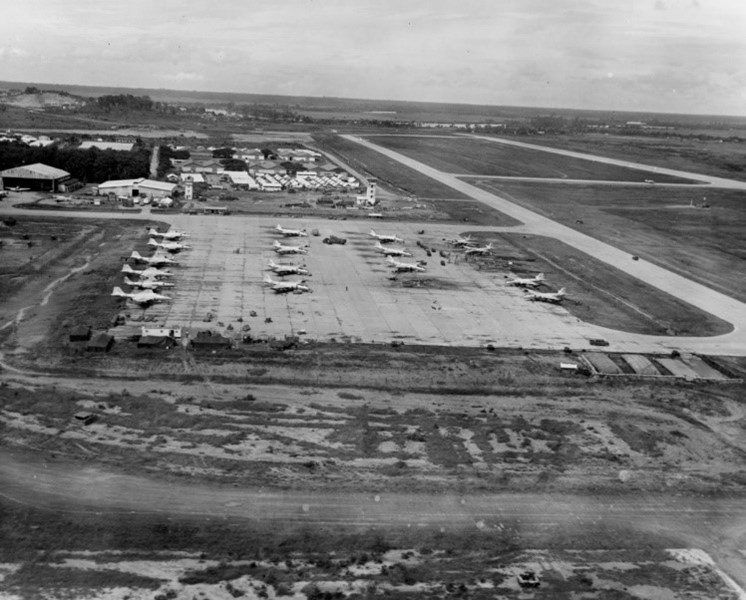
[464,243,493,255]
[370,229,404,244]
[147,227,188,240]
[262,274,310,294]
[129,251,177,266]
[524,288,566,303]
[111,287,171,306]
[275,224,308,237]
[506,273,545,288]
[273,240,308,255]
[122,264,173,278]
[267,260,310,276]
[374,242,412,257]
[148,238,190,253]
[6,186,30,192]
[444,235,474,247]
[124,276,174,290]
[386,256,426,273]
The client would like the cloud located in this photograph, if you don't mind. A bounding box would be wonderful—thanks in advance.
[164,72,204,82]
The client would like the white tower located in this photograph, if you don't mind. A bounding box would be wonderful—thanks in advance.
[366,179,377,206]
[184,176,193,201]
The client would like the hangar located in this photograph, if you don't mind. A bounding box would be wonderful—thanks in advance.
[0,163,73,192]
[97,178,177,199]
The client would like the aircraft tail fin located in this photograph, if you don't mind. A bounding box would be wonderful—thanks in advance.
[273,240,281,247]
[557,288,566,295]
[111,287,128,298]
[123,277,137,286]
[263,274,274,285]
[130,250,142,260]
[536,273,545,281]
[370,229,377,237]
[148,238,159,246]
[122,264,135,274]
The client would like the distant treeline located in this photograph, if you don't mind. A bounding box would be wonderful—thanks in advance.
[0,142,150,183]
[89,94,155,112]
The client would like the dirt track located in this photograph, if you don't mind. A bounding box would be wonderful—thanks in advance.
[0,448,744,589]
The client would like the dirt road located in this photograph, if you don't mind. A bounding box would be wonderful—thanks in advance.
[0,448,743,588]
[341,134,746,356]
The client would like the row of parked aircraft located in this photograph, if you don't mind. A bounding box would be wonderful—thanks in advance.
[111,228,190,306]
[266,226,312,293]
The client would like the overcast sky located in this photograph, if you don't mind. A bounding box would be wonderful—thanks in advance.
[1,0,745,115]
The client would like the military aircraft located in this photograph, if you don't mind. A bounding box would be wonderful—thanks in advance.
[124,276,174,290]
[444,235,474,248]
[267,260,310,276]
[147,227,188,240]
[464,243,493,255]
[506,273,545,287]
[111,286,171,306]
[374,242,412,257]
[275,224,308,237]
[370,229,404,244]
[122,264,173,278]
[524,288,566,303]
[148,238,190,253]
[386,256,426,273]
[262,274,310,294]
[6,186,30,192]
[129,251,177,266]
[273,240,308,255]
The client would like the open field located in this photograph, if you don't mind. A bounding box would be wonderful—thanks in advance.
[313,134,471,200]
[365,134,699,183]
[519,133,746,182]
[465,181,746,301]
[2,367,745,492]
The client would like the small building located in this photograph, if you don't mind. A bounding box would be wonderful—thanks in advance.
[180,159,222,174]
[0,163,72,192]
[180,173,205,184]
[68,325,92,342]
[224,170,259,190]
[141,326,182,339]
[86,332,114,352]
[97,177,144,197]
[203,205,229,215]
[79,141,135,152]
[190,330,232,350]
[73,411,98,426]
[137,335,178,349]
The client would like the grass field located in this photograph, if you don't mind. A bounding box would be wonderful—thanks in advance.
[519,133,746,182]
[313,134,471,200]
[365,134,698,183]
[5,497,730,600]
[455,231,732,337]
[465,181,746,301]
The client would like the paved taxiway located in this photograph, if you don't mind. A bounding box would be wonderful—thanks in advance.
[343,134,746,355]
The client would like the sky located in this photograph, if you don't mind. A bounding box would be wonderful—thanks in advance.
[1,0,745,115]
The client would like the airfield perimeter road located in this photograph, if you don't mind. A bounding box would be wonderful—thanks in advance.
[342,134,746,356]
[0,448,744,591]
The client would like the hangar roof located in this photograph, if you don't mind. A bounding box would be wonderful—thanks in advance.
[0,163,70,180]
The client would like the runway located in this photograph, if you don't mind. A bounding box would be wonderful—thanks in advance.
[342,134,746,355]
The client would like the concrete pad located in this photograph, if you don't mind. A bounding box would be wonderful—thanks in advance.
[112,216,608,348]
[656,358,701,380]
[585,353,623,375]
[680,355,729,381]
[622,354,660,376]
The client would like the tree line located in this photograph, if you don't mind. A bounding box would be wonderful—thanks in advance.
[0,142,150,183]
